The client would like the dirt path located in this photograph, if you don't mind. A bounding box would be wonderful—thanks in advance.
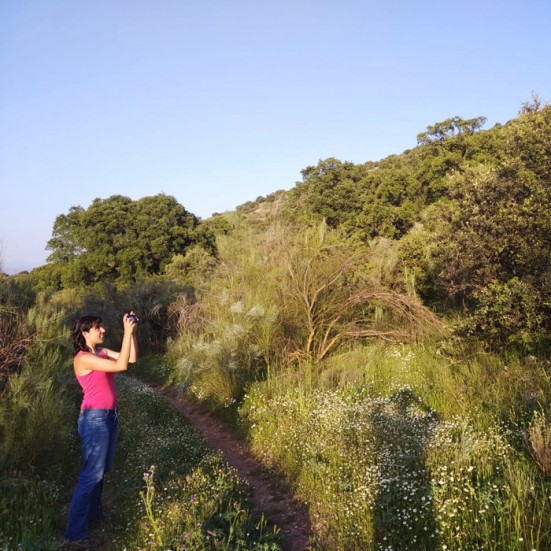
[151,384,312,551]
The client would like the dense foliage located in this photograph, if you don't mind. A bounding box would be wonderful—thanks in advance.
[22,99,550,352]
[39,193,213,290]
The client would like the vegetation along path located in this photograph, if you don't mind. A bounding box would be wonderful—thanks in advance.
[148,381,312,551]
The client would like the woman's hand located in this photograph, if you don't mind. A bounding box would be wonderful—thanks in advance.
[123,312,138,335]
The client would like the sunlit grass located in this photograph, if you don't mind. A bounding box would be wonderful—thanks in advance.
[4,302,550,550]
[1,368,281,550]
[0,310,73,549]
[90,375,282,550]
[319,340,551,427]
[241,341,551,550]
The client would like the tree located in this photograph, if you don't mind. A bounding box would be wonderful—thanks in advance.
[284,158,367,229]
[431,126,551,350]
[416,116,487,145]
[46,206,86,263]
[46,194,202,288]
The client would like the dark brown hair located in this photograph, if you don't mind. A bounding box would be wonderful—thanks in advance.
[72,315,102,355]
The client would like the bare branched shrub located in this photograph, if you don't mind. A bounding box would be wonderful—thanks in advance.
[527,410,551,476]
[167,219,447,403]
[278,222,446,364]
[341,286,445,342]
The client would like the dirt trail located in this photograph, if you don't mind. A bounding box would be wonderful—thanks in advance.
[152,384,312,551]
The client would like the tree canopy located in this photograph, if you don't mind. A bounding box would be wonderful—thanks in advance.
[271,101,549,351]
[44,194,205,289]
[416,116,487,144]
[430,104,551,349]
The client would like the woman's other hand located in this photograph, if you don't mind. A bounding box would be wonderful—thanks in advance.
[123,312,138,334]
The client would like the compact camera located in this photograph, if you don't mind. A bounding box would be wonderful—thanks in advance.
[127,313,139,323]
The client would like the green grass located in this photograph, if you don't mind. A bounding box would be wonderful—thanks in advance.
[4,311,550,550]
[318,340,551,427]
[0,316,73,550]
[131,352,171,385]
[75,375,281,550]
[1,371,281,550]
[240,341,551,550]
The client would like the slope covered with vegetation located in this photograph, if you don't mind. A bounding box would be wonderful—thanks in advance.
[239,96,550,352]
[1,97,550,549]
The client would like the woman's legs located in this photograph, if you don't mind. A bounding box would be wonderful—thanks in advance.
[88,478,104,524]
[64,410,118,541]
[89,412,118,523]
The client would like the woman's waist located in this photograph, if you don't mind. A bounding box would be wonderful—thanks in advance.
[80,397,118,410]
[80,388,117,410]
[80,407,118,413]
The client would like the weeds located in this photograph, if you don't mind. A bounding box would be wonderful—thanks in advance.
[1,364,282,550]
[140,465,163,548]
[242,368,551,549]
[138,455,280,550]
[527,409,551,476]
[86,376,281,550]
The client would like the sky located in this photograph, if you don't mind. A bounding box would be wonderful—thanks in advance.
[1,0,550,274]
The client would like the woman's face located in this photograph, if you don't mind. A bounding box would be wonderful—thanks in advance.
[83,323,105,346]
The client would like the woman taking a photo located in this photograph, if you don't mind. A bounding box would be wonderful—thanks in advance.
[64,312,138,549]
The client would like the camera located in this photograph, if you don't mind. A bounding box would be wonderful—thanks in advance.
[127,313,139,323]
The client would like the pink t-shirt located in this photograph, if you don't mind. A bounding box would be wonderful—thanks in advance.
[76,349,118,410]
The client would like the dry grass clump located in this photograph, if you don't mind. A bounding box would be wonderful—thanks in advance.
[0,308,33,392]
[527,410,551,476]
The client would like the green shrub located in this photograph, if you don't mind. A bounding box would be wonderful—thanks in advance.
[0,307,73,548]
[468,277,548,351]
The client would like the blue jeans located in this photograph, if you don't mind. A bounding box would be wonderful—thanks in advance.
[64,409,119,541]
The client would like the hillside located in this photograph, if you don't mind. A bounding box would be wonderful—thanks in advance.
[2,97,551,550]
[223,100,551,352]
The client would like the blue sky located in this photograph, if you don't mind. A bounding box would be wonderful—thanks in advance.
[1,0,550,274]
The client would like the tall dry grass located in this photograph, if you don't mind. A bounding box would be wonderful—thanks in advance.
[166,220,447,406]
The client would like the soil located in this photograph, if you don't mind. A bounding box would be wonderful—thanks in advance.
[151,384,312,551]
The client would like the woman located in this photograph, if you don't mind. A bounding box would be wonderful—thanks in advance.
[64,313,138,548]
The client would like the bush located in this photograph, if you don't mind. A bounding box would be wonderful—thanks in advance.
[0,308,33,392]
[0,306,73,547]
[467,278,548,351]
[430,157,550,351]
